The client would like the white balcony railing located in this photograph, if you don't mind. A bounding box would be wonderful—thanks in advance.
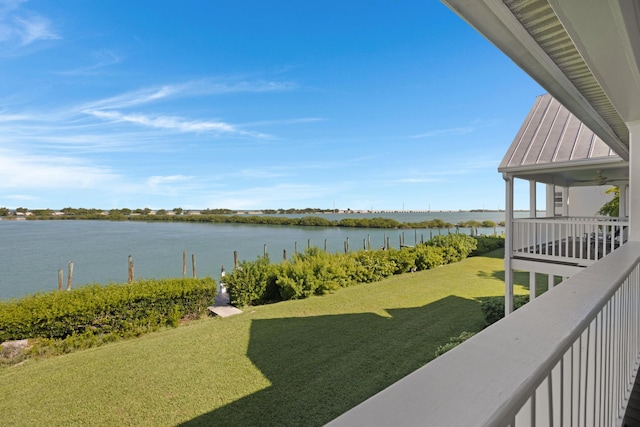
[512,216,628,266]
[328,242,640,426]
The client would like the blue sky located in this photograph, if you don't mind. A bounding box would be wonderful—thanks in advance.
[0,0,544,211]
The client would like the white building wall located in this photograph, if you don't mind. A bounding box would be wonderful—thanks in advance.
[567,186,616,217]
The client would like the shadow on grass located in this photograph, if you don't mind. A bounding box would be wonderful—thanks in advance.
[180,295,485,426]
[478,267,561,296]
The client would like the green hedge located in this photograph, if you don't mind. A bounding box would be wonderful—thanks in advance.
[480,294,529,326]
[471,235,505,256]
[225,234,495,306]
[0,277,216,342]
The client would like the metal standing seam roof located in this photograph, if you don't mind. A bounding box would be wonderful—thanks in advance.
[499,94,620,172]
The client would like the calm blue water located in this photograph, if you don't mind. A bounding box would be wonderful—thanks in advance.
[0,212,524,300]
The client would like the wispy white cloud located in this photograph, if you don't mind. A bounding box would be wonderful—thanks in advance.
[0,1,59,52]
[202,183,336,210]
[78,86,181,111]
[57,50,123,76]
[410,119,500,139]
[0,148,120,189]
[389,177,442,184]
[86,110,269,137]
[147,175,194,186]
[5,193,38,201]
[77,79,297,111]
[243,117,325,127]
[14,15,59,46]
[409,126,474,139]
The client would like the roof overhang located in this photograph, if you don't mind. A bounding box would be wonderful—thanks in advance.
[441,0,640,161]
[500,157,629,187]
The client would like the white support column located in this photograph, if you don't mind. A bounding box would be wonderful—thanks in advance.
[620,183,628,218]
[629,121,640,241]
[529,180,537,301]
[562,186,569,217]
[529,180,537,218]
[546,184,555,217]
[529,271,536,301]
[503,173,514,315]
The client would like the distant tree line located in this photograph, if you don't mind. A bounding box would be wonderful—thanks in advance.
[0,206,505,229]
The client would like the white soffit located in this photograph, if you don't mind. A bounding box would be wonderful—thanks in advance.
[441,0,631,160]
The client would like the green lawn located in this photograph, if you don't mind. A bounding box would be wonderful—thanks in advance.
[0,249,540,426]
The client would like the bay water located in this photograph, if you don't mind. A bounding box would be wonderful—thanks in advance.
[0,211,523,300]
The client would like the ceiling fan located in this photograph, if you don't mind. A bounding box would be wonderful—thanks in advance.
[592,170,608,185]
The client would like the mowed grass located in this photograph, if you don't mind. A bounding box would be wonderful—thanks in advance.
[0,249,539,426]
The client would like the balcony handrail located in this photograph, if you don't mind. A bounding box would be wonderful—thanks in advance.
[511,217,628,264]
[513,216,628,224]
[328,242,640,426]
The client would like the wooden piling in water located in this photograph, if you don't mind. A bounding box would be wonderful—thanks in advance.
[67,261,74,290]
[386,236,390,250]
[308,238,310,249]
[183,250,187,277]
[127,256,134,283]
[324,239,327,252]
[264,243,267,258]
[234,250,238,269]
[367,234,371,251]
[283,249,286,260]
[58,269,63,292]
[192,254,196,278]
[295,241,298,255]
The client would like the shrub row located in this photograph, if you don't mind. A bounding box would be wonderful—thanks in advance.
[480,294,529,326]
[0,277,217,342]
[225,235,502,307]
[471,235,505,256]
[127,213,507,230]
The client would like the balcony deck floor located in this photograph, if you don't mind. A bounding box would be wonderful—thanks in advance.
[624,370,640,426]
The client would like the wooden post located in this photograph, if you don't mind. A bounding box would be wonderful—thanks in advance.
[283,249,287,260]
[192,254,196,278]
[421,234,424,244]
[414,230,417,245]
[264,243,267,258]
[127,256,134,283]
[344,240,347,254]
[363,239,366,250]
[324,239,327,252]
[308,238,311,249]
[183,250,186,277]
[295,241,298,255]
[383,233,387,249]
[346,237,350,253]
[234,250,238,269]
[67,261,74,290]
[58,269,63,292]
[367,234,371,251]
[386,236,390,250]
